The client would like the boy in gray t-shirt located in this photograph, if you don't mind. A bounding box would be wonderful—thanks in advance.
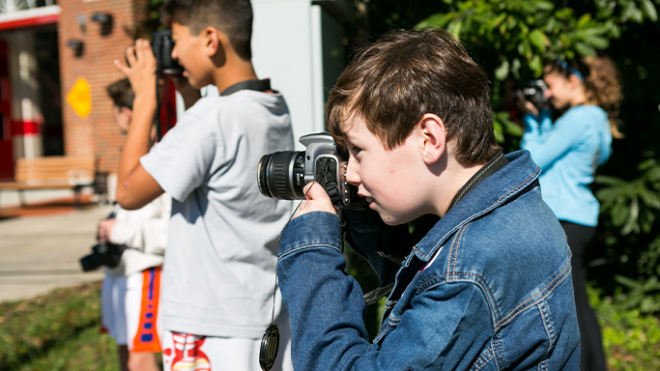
[114,1,293,369]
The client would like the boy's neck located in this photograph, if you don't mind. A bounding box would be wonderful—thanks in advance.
[433,160,486,218]
[212,57,260,94]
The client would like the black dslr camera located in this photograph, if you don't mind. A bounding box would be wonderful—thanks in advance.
[79,242,126,272]
[152,30,183,76]
[516,79,548,112]
[257,132,365,209]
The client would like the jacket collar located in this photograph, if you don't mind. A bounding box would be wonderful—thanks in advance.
[408,150,540,264]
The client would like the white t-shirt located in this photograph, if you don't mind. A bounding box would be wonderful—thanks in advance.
[141,91,293,338]
[109,193,171,276]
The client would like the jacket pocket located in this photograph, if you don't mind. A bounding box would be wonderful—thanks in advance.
[469,348,497,371]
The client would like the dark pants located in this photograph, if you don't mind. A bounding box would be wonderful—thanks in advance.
[560,221,606,371]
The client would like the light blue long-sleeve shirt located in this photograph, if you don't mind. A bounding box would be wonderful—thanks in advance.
[520,105,612,226]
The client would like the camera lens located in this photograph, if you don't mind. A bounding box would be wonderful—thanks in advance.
[79,253,103,272]
[257,151,305,200]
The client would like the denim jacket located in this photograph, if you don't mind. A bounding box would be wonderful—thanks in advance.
[277,151,580,371]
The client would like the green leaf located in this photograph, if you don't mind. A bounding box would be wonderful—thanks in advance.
[576,13,592,29]
[495,59,510,81]
[518,39,533,59]
[575,42,597,56]
[642,0,658,21]
[511,58,521,80]
[529,29,549,52]
[534,0,555,11]
[448,20,463,38]
[493,12,507,27]
[596,175,629,186]
[615,275,643,289]
[612,201,630,227]
[416,13,454,29]
[530,54,543,77]
[621,1,637,22]
[492,121,504,143]
[584,35,610,49]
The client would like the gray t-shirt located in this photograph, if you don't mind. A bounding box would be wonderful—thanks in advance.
[141,91,293,338]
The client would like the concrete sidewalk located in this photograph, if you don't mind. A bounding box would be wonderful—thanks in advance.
[0,205,114,302]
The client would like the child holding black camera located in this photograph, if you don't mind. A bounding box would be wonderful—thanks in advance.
[113,1,294,370]
[276,29,581,370]
[100,78,170,371]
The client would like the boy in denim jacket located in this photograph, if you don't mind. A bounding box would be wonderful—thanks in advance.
[276,29,580,370]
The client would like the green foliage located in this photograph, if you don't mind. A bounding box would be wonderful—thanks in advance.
[417,0,658,81]
[596,159,660,235]
[0,282,118,371]
[590,285,660,370]
[594,159,660,313]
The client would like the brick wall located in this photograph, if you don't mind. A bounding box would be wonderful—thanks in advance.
[58,0,148,173]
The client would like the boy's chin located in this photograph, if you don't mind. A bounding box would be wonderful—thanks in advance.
[378,211,414,226]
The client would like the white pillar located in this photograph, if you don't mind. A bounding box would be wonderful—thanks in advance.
[8,30,42,159]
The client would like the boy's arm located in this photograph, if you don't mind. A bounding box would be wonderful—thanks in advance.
[114,39,164,210]
[281,185,493,370]
[278,211,493,371]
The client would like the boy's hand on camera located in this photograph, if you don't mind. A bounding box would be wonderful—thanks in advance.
[293,182,336,219]
[97,219,116,243]
[114,39,157,100]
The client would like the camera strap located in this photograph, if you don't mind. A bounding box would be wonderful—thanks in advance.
[220,79,272,96]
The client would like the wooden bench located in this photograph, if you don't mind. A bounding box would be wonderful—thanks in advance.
[0,156,95,209]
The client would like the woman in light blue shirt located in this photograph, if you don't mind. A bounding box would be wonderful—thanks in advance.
[520,55,623,371]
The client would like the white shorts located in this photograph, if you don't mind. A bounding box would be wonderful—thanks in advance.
[101,266,163,352]
[162,307,293,371]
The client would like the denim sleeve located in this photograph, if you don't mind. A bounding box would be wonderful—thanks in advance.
[520,109,590,170]
[278,212,493,371]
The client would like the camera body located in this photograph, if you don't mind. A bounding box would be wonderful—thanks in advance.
[257,132,364,209]
[516,79,548,112]
[152,30,183,76]
[79,242,126,272]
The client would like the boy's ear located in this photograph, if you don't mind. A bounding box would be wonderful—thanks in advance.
[201,26,228,58]
[417,113,447,165]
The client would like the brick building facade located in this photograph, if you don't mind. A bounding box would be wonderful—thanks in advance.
[0,0,151,180]
[59,0,148,173]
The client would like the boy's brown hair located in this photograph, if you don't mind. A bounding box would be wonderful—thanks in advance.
[327,28,500,165]
[163,0,253,60]
[107,78,134,109]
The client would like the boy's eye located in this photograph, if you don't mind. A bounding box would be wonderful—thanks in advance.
[349,146,362,156]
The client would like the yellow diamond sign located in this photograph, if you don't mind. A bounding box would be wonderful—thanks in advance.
[67,77,92,118]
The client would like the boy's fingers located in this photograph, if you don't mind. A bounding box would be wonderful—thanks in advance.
[136,39,154,63]
[113,59,130,76]
[136,39,156,63]
[303,182,330,201]
[125,45,137,67]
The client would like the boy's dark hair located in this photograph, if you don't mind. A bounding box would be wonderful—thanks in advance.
[327,28,500,165]
[163,0,253,60]
[106,78,134,109]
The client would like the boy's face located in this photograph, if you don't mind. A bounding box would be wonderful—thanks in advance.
[171,22,215,89]
[344,115,431,225]
[112,105,131,133]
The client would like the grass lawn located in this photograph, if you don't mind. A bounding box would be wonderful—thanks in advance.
[0,281,658,371]
[0,282,118,371]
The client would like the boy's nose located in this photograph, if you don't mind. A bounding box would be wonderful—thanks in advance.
[345,161,360,186]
